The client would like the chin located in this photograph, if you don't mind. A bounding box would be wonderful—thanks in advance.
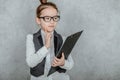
[47,28,55,32]
[48,30,54,33]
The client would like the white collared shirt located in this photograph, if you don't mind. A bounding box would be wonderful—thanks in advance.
[26,30,74,80]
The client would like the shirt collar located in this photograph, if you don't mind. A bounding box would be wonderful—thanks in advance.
[41,29,54,37]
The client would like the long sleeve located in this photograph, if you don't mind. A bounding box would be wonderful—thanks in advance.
[26,34,48,68]
[60,54,74,70]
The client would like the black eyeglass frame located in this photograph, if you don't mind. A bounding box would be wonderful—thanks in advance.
[39,15,60,22]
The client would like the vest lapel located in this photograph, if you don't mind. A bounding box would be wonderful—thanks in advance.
[33,29,44,52]
[54,35,57,56]
[54,31,61,56]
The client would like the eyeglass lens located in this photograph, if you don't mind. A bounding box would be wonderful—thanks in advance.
[39,16,60,22]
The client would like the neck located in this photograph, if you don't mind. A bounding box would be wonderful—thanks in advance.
[42,29,53,34]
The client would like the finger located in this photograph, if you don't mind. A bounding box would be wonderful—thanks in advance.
[53,58,58,64]
[49,33,52,38]
[52,63,56,67]
[61,53,65,59]
[52,62,58,67]
[52,64,57,67]
[45,28,48,39]
[54,57,60,62]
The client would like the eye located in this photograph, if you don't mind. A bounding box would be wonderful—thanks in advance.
[53,16,60,21]
[54,17,58,20]
[44,16,51,20]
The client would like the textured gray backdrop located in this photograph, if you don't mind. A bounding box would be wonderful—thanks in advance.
[0,0,120,80]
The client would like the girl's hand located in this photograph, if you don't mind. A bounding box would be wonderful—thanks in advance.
[45,29,52,49]
[52,53,65,67]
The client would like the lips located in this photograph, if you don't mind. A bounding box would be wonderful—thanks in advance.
[48,26,54,28]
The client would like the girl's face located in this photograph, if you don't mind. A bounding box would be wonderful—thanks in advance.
[36,7,59,33]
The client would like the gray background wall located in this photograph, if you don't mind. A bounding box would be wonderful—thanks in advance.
[0,0,120,80]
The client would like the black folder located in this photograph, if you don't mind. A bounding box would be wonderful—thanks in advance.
[47,30,83,76]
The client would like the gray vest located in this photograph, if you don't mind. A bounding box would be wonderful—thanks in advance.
[30,29,66,77]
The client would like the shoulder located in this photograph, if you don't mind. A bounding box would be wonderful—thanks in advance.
[54,31,66,42]
[26,34,33,41]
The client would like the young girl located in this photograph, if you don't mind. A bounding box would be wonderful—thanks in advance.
[26,0,74,80]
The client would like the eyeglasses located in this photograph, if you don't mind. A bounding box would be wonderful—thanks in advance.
[39,16,60,22]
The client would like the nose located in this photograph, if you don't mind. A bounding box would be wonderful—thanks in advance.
[50,18,54,24]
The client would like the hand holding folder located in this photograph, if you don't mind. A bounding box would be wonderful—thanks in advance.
[47,30,83,76]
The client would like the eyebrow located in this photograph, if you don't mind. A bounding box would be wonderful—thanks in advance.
[40,15,60,17]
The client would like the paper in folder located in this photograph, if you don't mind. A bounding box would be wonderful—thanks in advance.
[47,30,83,76]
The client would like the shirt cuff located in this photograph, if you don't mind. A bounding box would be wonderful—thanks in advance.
[60,60,69,69]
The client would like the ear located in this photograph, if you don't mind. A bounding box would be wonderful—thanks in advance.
[36,17,41,24]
